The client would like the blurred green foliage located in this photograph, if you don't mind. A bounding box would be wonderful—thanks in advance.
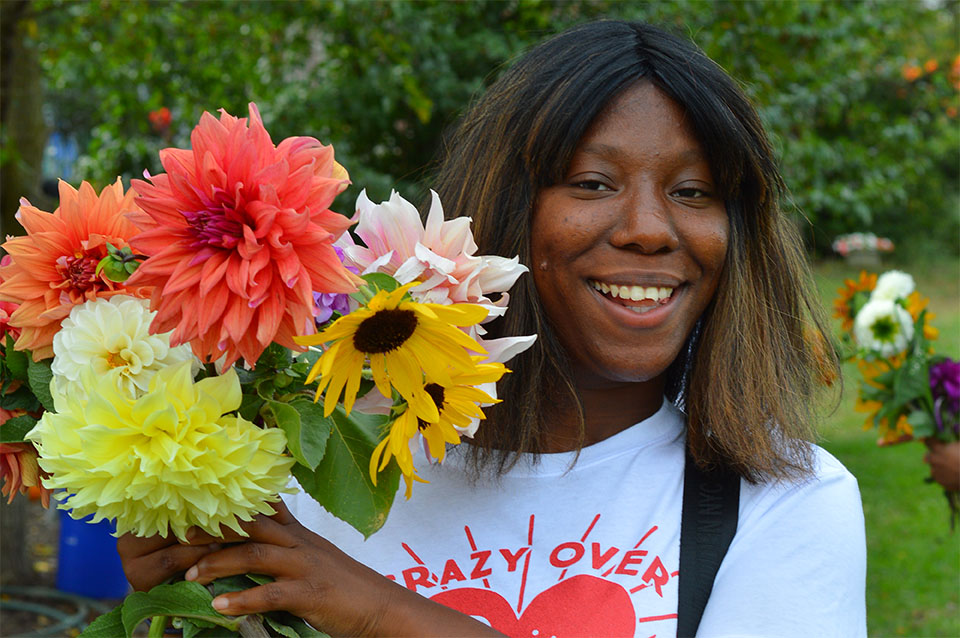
[25,0,960,255]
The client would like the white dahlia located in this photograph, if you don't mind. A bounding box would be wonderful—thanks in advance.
[871,270,915,302]
[28,361,295,541]
[853,298,915,357]
[51,295,196,400]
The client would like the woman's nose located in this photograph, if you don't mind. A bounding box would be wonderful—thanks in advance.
[609,186,680,254]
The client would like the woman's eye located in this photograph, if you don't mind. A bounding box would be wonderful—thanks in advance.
[572,180,611,191]
[672,187,710,199]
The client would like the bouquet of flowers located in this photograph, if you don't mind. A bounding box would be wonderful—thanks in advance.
[834,269,958,524]
[0,103,534,637]
[831,232,895,258]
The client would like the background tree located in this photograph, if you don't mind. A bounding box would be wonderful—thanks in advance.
[5,0,958,258]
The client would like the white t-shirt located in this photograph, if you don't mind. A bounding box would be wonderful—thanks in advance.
[287,399,867,638]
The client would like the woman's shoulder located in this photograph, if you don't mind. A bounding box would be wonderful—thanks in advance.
[698,445,866,637]
[739,443,862,527]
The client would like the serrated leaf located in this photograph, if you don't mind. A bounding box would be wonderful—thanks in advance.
[0,414,38,442]
[26,357,55,411]
[78,606,124,638]
[121,581,242,637]
[292,406,398,538]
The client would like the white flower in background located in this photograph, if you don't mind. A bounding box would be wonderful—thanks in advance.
[337,189,536,359]
[853,298,915,357]
[51,296,196,401]
[871,270,915,302]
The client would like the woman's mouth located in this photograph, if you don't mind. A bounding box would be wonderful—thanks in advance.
[589,280,675,314]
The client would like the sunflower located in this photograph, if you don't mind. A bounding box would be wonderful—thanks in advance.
[833,271,877,332]
[369,360,507,497]
[294,282,490,420]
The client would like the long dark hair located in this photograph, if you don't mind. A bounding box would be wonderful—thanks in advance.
[432,20,839,481]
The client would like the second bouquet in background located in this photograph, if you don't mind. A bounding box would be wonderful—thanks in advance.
[834,269,958,526]
[0,103,534,638]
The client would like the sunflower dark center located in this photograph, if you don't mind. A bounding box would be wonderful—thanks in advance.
[418,383,446,430]
[353,308,418,353]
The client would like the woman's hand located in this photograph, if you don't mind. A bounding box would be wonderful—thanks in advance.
[924,439,960,492]
[181,500,503,638]
[116,531,221,592]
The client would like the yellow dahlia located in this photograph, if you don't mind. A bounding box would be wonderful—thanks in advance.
[27,361,294,541]
[369,361,506,498]
[294,282,489,420]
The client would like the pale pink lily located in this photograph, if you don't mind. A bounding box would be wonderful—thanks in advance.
[337,190,535,362]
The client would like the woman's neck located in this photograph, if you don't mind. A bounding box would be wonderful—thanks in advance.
[541,378,667,453]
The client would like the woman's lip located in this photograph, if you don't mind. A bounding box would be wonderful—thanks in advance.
[589,283,683,327]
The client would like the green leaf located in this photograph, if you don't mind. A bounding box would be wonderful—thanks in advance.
[261,399,331,470]
[361,272,400,292]
[238,392,265,423]
[892,355,930,407]
[264,611,331,638]
[906,409,935,439]
[286,399,332,470]
[254,343,294,371]
[292,406,398,538]
[0,414,38,442]
[78,606,124,638]
[121,581,242,637]
[26,357,55,412]
[3,336,29,381]
[350,272,401,303]
[0,385,41,412]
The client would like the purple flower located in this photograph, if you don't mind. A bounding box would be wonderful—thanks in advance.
[312,246,357,325]
[930,358,960,434]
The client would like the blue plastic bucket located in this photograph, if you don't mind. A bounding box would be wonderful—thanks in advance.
[56,509,130,598]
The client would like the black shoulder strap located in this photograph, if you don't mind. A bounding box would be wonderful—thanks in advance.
[677,450,740,638]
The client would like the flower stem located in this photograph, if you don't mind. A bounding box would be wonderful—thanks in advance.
[147,615,168,638]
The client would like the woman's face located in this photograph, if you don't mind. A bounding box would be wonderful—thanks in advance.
[531,81,728,392]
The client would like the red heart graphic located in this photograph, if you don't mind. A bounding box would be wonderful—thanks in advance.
[430,574,636,637]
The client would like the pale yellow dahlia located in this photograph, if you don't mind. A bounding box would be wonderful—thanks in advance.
[27,361,294,541]
[51,296,196,401]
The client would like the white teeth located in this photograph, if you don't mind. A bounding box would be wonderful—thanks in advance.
[591,280,674,303]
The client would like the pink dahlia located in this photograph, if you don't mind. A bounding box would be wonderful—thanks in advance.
[126,103,359,368]
[0,180,150,360]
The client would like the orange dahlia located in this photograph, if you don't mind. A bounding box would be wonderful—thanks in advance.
[834,270,877,332]
[125,103,359,369]
[0,179,149,360]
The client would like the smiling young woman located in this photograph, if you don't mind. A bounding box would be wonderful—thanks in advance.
[118,20,866,638]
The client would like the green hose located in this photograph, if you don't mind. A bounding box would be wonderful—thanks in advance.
[0,585,117,637]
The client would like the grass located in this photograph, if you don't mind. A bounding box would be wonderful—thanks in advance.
[811,256,960,638]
